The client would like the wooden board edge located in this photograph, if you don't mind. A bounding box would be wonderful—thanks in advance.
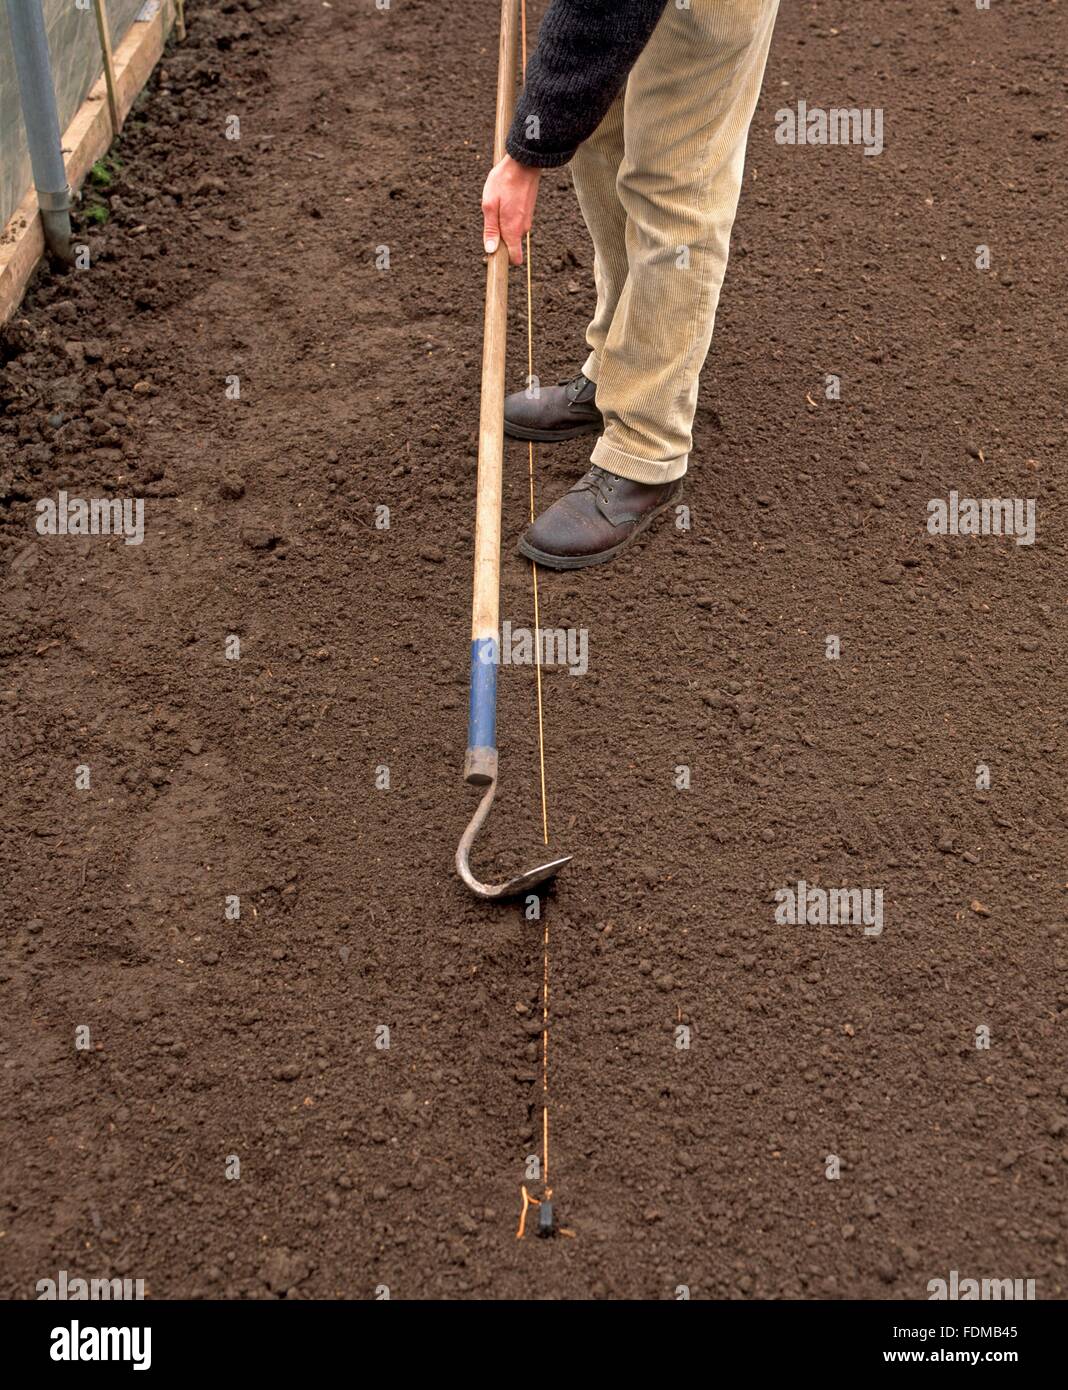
[0,4,174,324]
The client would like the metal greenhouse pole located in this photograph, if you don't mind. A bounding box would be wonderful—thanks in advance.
[5,0,72,261]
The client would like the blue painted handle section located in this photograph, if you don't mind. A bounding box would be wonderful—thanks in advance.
[468,637,498,752]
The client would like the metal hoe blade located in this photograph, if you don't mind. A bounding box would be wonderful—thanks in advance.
[456,778,572,900]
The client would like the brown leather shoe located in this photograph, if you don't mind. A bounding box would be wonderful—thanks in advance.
[518,465,683,570]
[504,371,603,442]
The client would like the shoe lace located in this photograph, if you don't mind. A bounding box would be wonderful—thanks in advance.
[571,465,615,505]
[560,371,592,402]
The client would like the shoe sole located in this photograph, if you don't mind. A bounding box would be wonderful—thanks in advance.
[504,418,602,443]
[517,483,684,571]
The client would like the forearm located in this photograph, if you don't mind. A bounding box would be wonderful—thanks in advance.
[506,0,670,167]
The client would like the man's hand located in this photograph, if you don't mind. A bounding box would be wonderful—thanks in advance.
[481,154,542,265]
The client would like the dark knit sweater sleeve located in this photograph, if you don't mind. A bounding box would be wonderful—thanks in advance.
[506,0,670,168]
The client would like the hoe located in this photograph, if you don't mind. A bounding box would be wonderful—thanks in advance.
[455,0,571,900]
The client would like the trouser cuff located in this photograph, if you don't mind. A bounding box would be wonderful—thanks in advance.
[591,437,688,485]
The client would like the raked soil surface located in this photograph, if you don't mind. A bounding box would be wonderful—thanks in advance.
[1,0,1065,1299]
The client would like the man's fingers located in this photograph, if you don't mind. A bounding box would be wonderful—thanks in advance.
[481,172,530,264]
[501,217,526,266]
[482,195,501,255]
[480,156,539,262]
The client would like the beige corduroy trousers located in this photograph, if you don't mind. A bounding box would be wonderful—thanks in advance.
[571,0,780,484]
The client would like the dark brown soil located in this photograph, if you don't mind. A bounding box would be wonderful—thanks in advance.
[1,0,1065,1300]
